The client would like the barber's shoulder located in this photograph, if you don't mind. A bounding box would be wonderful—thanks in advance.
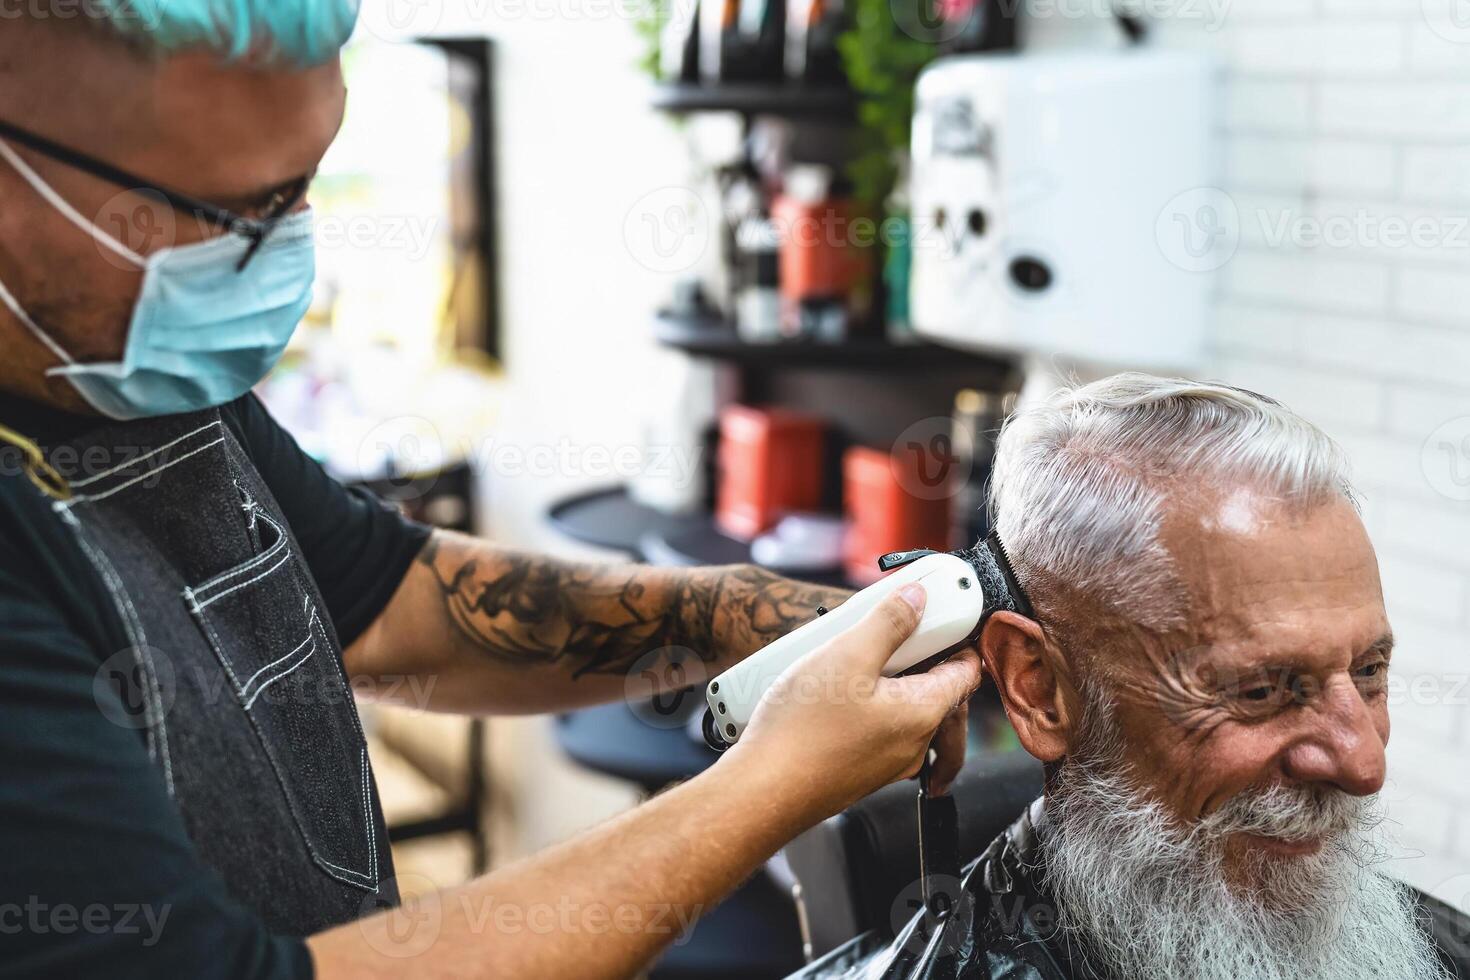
[221,391,271,435]
[217,393,293,466]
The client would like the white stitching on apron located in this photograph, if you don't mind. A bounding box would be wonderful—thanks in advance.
[316,746,380,891]
[186,551,292,612]
[68,420,224,489]
[242,633,317,711]
[191,582,380,891]
[188,511,289,595]
[364,746,379,881]
[55,507,175,797]
[58,437,226,508]
[238,601,319,698]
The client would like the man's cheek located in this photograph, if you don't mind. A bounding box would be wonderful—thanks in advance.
[1186,727,1283,817]
[1120,726,1210,816]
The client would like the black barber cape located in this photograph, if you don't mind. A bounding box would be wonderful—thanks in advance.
[0,391,430,979]
[790,798,1470,980]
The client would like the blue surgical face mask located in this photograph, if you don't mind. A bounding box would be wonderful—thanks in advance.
[0,138,315,421]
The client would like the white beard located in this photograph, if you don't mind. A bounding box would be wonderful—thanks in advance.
[1041,705,1449,980]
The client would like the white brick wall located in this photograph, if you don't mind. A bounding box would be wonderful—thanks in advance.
[1029,5,1470,912]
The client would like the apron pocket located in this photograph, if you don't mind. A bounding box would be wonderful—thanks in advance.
[184,512,380,893]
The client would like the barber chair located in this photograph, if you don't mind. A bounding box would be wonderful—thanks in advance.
[782,750,1043,962]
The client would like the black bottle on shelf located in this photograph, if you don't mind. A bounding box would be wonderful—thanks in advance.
[702,0,787,82]
[785,0,848,86]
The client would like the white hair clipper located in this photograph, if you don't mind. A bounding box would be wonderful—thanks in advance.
[702,532,1033,750]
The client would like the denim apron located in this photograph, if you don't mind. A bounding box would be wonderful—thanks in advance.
[44,408,398,935]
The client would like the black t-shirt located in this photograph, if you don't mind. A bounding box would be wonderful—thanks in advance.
[0,392,431,979]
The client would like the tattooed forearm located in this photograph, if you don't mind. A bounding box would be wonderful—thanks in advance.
[684,565,849,660]
[415,533,850,679]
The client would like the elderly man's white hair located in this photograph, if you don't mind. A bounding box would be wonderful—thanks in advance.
[989,372,1357,638]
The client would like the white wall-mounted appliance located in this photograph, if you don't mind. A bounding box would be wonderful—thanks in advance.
[909,50,1221,375]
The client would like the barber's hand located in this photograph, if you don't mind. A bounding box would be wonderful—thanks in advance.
[723,583,983,827]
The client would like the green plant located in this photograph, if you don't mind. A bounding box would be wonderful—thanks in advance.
[634,0,669,80]
[837,0,939,210]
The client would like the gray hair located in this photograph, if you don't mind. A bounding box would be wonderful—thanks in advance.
[990,372,1357,638]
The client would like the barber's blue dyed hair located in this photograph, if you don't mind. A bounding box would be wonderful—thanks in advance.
[92,0,360,65]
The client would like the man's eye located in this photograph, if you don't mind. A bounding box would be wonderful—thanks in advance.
[1231,671,1303,711]
[1356,661,1387,680]
[252,188,293,218]
[1235,675,1282,704]
[249,178,309,219]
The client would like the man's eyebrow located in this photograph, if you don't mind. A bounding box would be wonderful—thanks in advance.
[1180,630,1396,673]
[1362,632,1395,657]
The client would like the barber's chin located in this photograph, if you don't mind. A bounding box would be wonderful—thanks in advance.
[1236,832,1324,858]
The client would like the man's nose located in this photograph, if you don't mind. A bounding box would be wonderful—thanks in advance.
[1281,676,1387,796]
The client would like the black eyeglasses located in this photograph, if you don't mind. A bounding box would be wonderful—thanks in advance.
[0,118,310,271]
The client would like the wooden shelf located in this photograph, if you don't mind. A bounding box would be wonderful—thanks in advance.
[655,312,1005,372]
[651,82,854,118]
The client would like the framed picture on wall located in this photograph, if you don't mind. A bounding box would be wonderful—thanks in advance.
[311,36,500,364]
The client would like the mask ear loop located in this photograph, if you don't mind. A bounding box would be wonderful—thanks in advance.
[0,137,142,378]
[0,423,71,502]
[0,138,146,270]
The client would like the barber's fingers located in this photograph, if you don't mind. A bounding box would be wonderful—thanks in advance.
[885,647,984,726]
[815,583,927,676]
[926,700,970,797]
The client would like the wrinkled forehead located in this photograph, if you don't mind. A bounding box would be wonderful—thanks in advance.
[1150,489,1388,669]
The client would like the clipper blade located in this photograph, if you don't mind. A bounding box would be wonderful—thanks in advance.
[953,530,1034,621]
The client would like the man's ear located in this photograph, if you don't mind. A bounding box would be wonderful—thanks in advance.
[981,611,1076,762]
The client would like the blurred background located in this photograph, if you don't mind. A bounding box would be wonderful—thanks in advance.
[256,1,1470,973]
